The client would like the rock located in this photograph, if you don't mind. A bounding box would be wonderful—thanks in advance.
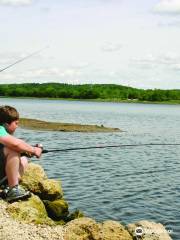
[127,220,172,240]
[21,163,63,200]
[67,209,84,221]
[64,217,102,240]
[43,198,84,224]
[101,220,133,240]
[63,217,133,240]
[8,163,82,226]
[20,163,47,191]
[6,194,54,225]
[38,179,63,200]
[43,199,69,221]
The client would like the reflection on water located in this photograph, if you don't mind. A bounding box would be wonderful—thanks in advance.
[1,98,180,239]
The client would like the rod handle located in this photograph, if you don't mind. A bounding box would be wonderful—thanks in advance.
[42,149,49,153]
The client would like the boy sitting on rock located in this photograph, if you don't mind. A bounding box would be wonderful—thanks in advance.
[0,105,42,202]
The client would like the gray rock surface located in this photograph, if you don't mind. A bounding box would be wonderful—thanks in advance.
[127,220,172,240]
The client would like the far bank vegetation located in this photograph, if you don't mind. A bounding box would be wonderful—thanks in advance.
[0,83,180,102]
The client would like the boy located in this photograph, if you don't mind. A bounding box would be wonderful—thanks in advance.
[0,105,42,202]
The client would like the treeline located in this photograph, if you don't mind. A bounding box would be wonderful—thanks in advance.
[0,83,180,102]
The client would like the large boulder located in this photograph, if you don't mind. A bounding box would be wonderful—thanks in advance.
[6,194,54,225]
[101,220,133,240]
[21,163,63,200]
[64,217,102,240]
[43,199,69,221]
[63,218,133,240]
[38,179,63,200]
[127,220,172,240]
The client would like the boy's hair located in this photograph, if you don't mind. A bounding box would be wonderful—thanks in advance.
[0,105,19,125]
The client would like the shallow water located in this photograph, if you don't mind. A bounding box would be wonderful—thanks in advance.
[1,98,180,239]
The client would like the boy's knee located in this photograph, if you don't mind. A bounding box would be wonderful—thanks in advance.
[3,147,20,159]
[20,156,28,168]
[19,156,28,177]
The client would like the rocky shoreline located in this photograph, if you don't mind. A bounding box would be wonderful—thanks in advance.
[0,163,172,240]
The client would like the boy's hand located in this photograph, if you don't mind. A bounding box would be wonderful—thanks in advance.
[33,144,43,158]
[35,143,43,149]
[21,144,43,158]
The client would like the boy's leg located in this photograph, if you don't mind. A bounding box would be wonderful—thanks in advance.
[0,145,6,184]
[3,147,30,202]
[0,148,28,186]
[3,147,20,187]
[19,156,28,180]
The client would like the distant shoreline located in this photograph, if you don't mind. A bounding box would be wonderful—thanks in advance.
[1,95,180,105]
[0,83,180,105]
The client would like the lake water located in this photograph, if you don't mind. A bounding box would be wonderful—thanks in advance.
[1,97,180,239]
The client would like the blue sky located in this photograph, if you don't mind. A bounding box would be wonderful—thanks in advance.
[1,0,180,89]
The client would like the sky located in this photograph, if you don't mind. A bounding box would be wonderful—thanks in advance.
[1,0,180,89]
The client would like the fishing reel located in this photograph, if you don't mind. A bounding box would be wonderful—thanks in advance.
[21,144,43,158]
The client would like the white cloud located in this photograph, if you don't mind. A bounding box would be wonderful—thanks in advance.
[132,52,180,69]
[0,0,32,6]
[0,73,15,80]
[153,0,180,14]
[101,42,123,52]
[18,67,82,79]
[157,20,180,27]
[173,63,180,71]
[0,67,83,84]
[68,62,90,70]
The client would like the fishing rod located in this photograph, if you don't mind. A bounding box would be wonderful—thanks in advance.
[42,143,180,153]
[0,46,48,73]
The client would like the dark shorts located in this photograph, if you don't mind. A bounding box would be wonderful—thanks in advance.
[0,144,6,181]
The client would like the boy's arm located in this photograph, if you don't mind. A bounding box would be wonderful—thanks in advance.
[0,134,41,157]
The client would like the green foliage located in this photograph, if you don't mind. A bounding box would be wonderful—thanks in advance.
[0,83,180,102]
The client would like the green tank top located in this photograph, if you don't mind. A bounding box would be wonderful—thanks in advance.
[0,126,8,137]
